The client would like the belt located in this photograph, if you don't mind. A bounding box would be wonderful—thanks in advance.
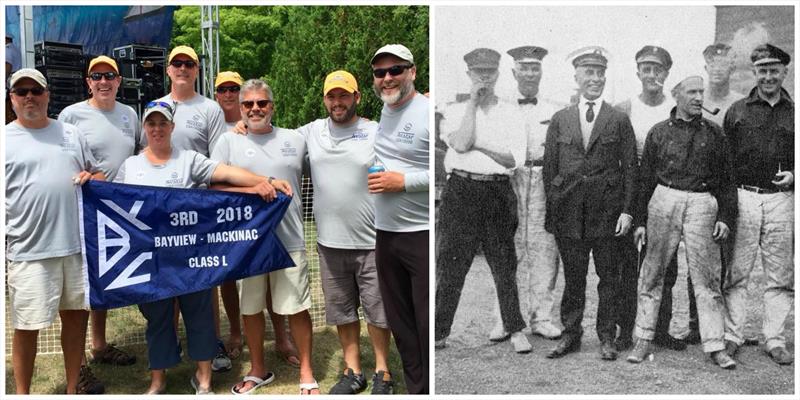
[739,184,785,194]
[524,159,544,167]
[661,182,709,193]
[451,169,510,182]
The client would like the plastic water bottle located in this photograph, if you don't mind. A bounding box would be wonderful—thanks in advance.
[368,158,385,174]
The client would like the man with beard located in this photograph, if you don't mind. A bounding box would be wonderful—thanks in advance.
[487,45,562,343]
[722,44,794,366]
[295,70,394,394]
[58,55,140,394]
[368,44,430,394]
[543,47,637,361]
[703,44,744,126]
[6,68,104,394]
[627,76,737,369]
[211,79,318,394]
[436,48,531,355]
[155,46,226,156]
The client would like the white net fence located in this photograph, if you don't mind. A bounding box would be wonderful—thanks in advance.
[5,176,328,355]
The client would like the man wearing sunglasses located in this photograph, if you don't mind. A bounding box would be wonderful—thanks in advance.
[58,55,141,394]
[368,43,430,394]
[6,68,104,394]
[215,71,244,132]
[154,45,226,157]
[211,79,319,395]
[295,70,394,394]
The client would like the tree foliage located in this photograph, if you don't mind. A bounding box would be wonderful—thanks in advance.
[171,5,429,128]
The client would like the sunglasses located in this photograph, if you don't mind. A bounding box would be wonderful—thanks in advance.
[89,72,119,81]
[170,59,197,69]
[216,85,241,94]
[372,64,413,78]
[145,101,175,113]
[11,87,46,96]
[241,99,272,109]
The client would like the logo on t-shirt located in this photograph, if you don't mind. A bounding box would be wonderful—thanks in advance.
[60,133,77,152]
[351,130,369,140]
[165,171,183,187]
[396,122,415,144]
[245,148,256,158]
[281,141,297,157]
[186,114,204,131]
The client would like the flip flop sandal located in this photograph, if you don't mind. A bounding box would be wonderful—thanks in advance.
[277,347,301,368]
[190,375,212,395]
[230,372,275,395]
[299,380,320,395]
[227,341,244,360]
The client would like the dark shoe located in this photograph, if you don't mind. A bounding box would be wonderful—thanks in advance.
[89,344,136,366]
[77,365,105,394]
[626,339,652,363]
[766,347,794,365]
[684,330,701,345]
[546,337,580,359]
[614,335,633,352]
[654,334,687,351]
[600,342,618,361]
[370,370,394,395]
[724,340,739,358]
[711,350,736,369]
[329,368,367,394]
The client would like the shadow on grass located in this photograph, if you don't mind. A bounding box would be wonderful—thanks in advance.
[5,323,406,394]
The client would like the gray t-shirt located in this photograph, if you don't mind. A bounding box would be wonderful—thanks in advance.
[58,100,141,181]
[6,120,97,261]
[114,148,218,189]
[374,93,430,232]
[298,117,377,249]
[155,93,227,156]
[210,128,306,251]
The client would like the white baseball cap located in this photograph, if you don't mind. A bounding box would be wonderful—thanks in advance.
[371,44,414,65]
[9,68,47,89]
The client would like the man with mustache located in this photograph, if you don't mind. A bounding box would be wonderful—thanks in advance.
[542,47,637,361]
[295,70,394,394]
[487,45,562,343]
[627,75,737,369]
[722,44,794,366]
[702,43,744,127]
[211,79,318,394]
[614,46,700,353]
[436,48,531,355]
[154,46,226,157]
[58,55,141,394]
[6,68,104,394]
[368,44,430,394]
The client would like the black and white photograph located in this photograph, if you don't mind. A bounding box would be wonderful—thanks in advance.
[434,4,794,395]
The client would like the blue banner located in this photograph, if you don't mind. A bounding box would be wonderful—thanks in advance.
[78,180,294,310]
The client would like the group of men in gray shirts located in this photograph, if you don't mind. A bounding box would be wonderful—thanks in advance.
[6,42,430,395]
[435,41,794,372]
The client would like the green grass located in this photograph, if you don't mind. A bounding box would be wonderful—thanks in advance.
[5,323,406,394]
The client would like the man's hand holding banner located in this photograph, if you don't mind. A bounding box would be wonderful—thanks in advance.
[78,180,294,310]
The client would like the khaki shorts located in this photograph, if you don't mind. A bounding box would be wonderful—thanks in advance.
[239,251,311,316]
[7,254,87,330]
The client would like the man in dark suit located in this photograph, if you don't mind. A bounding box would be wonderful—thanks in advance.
[542,47,637,361]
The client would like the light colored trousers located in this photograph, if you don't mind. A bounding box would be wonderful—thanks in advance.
[723,189,794,350]
[634,185,726,353]
[491,166,560,326]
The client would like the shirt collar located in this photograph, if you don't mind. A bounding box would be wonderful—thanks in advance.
[745,86,794,106]
[668,106,705,126]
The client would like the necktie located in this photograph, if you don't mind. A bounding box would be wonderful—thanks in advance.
[586,101,595,122]
[518,97,538,105]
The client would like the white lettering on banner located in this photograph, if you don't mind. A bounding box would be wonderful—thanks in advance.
[206,229,259,244]
[170,210,198,226]
[188,255,229,268]
[96,199,154,291]
[154,234,198,248]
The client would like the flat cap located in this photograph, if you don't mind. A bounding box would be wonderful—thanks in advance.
[635,45,672,70]
[572,47,608,68]
[464,48,501,69]
[507,46,548,64]
[751,43,791,66]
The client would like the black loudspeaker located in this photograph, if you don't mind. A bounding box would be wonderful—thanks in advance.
[113,45,167,116]
[34,41,86,118]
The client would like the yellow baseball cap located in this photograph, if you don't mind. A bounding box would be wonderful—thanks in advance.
[88,55,119,74]
[215,71,243,88]
[323,70,358,95]
[168,45,199,63]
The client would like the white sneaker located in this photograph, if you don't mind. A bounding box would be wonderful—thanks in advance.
[489,323,510,342]
[531,321,562,339]
[511,332,532,353]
